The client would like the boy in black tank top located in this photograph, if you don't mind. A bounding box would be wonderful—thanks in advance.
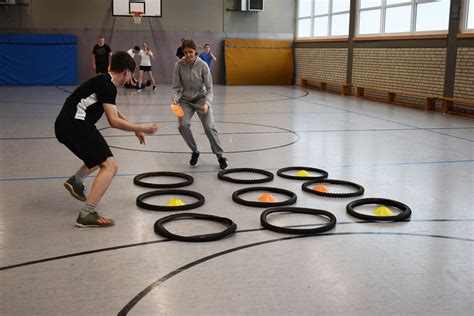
[55,51,158,227]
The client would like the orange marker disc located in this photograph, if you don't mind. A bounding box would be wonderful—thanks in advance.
[171,103,184,117]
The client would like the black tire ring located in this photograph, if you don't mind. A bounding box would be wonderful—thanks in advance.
[346,198,412,222]
[136,189,205,211]
[218,168,274,184]
[260,207,337,235]
[277,166,329,181]
[154,212,237,242]
[134,172,194,188]
[302,179,365,198]
[232,186,297,208]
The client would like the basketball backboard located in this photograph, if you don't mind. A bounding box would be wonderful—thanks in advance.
[112,0,161,17]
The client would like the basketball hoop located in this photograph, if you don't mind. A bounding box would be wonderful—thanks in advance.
[131,11,143,24]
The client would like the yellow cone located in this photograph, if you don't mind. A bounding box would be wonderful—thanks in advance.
[166,198,185,206]
[295,170,310,177]
[373,205,393,216]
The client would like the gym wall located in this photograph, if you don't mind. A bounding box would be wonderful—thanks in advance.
[295,40,474,113]
[292,0,474,115]
[454,47,474,103]
[295,48,348,86]
[0,0,295,84]
[351,47,447,107]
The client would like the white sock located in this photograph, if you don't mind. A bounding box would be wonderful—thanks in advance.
[74,170,87,184]
[81,203,96,216]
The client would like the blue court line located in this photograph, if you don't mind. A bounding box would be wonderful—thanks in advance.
[1,159,473,182]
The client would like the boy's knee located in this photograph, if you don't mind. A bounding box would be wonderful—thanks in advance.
[101,158,118,175]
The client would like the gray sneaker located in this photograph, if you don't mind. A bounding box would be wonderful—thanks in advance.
[75,211,115,228]
[64,176,87,202]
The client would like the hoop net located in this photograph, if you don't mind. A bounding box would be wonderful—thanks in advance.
[131,11,143,24]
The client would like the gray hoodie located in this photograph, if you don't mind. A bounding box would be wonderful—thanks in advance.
[171,57,213,105]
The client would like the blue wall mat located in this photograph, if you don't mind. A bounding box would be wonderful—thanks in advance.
[0,34,77,85]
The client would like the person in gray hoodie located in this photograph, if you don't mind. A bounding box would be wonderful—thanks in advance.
[171,38,227,169]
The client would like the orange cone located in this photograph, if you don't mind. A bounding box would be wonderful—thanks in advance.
[258,193,276,202]
[312,184,329,192]
[171,103,184,117]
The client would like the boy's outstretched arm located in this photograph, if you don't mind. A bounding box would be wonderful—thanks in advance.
[104,103,158,143]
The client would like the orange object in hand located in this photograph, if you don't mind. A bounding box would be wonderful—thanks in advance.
[171,103,184,117]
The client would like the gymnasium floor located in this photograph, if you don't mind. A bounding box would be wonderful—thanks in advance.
[0,84,473,315]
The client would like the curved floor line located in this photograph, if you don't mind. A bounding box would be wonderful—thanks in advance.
[2,126,472,141]
[55,86,73,94]
[1,219,472,271]
[117,231,473,315]
[0,88,308,108]
[102,120,300,154]
[0,130,293,141]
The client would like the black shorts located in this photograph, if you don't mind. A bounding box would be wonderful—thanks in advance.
[55,117,113,169]
[95,64,108,74]
[139,66,152,72]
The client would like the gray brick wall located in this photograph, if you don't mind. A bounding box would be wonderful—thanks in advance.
[352,48,446,106]
[294,46,473,114]
[295,48,348,89]
[454,47,474,112]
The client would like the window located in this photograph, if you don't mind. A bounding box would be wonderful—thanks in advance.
[296,0,351,38]
[357,0,450,36]
[463,0,474,31]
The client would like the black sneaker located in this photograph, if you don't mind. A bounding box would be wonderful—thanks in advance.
[152,85,156,91]
[75,211,115,228]
[64,176,87,202]
[218,157,228,169]
[190,152,200,167]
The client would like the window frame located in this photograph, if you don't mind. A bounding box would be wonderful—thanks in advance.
[296,0,351,39]
[355,0,450,37]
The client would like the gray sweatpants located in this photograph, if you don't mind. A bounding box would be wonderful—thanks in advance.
[177,97,224,157]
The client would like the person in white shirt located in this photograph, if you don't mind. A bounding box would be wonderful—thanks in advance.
[125,46,141,88]
[127,46,140,58]
[138,42,156,91]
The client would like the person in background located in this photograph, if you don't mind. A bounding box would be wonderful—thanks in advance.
[92,35,112,74]
[138,42,156,91]
[127,45,140,59]
[175,37,185,61]
[171,39,227,169]
[125,45,141,89]
[199,43,217,69]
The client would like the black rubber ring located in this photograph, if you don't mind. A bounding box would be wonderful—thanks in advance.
[133,172,194,188]
[232,186,297,208]
[260,207,337,235]
[302,179,365,198]
[346,198,412,222]
[136,189,205,211]
[277,166,329,181]
[154,212,237,242]
[218,168,274,184]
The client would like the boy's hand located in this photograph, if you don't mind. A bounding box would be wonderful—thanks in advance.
[135,131,146,145]
[135,123,158,145]
[141,123,158,134]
